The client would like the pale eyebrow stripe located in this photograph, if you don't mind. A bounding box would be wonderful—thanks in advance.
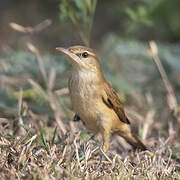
[87,51,96,57]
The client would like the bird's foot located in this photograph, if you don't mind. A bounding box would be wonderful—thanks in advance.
[92,147,112,172]
[73,114,81,121]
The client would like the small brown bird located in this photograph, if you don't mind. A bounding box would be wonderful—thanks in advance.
[56,45,147,152]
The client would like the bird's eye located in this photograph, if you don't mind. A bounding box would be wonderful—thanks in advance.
[82,52,89,58]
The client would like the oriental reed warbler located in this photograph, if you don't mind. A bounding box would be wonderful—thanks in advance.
[56,45,147,152]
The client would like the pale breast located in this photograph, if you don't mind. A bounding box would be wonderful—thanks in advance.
[68,71,103,132]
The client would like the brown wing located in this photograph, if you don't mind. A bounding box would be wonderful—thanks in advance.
[102,82,130,124]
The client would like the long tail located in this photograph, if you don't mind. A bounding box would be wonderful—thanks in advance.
[126,133,147,151]
[117,130,147,151]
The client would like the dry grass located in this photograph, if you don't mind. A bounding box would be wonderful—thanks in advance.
[0,123,179,180]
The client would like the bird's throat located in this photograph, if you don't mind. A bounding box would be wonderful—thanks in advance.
[70,69,104,87]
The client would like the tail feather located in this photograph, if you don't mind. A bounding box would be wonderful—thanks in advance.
[126,134,147,151]
[117,130,147,151]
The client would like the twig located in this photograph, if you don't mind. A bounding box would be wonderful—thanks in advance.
[73,135,83,171]
[48,67,56,91]
[48,91,66,134]
[27,43,48,84]
[27,43,66,134]
[16,88,26,136]
[55,88,69,96]
[168,121,177,144]
[99,148,112,163]
[148,41,180,122]
[28,79,48,100]
[142,110,155,140]
[9,19,52,34]
[18,88,23,118]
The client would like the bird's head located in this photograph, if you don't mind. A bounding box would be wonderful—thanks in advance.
[56,45,101,72]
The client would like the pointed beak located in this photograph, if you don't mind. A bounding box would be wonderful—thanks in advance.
[56,47,69,55]
[56,47,80,64]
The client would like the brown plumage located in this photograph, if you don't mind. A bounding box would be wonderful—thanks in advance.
[56,45,147,152]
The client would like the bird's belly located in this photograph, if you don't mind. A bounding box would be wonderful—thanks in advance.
[68,72,117,133]
[70,91,102,133]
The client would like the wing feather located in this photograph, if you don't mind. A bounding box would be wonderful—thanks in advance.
[102,82,130,124]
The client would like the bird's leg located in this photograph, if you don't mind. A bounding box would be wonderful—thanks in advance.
[101,129,110,152]
[94,128,110,171]
[73,113,81,122]
[82,135,95,149]
[88,135,95,142]
[79,135,95,158]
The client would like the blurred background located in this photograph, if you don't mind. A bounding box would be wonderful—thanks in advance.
[0,0,180,147]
